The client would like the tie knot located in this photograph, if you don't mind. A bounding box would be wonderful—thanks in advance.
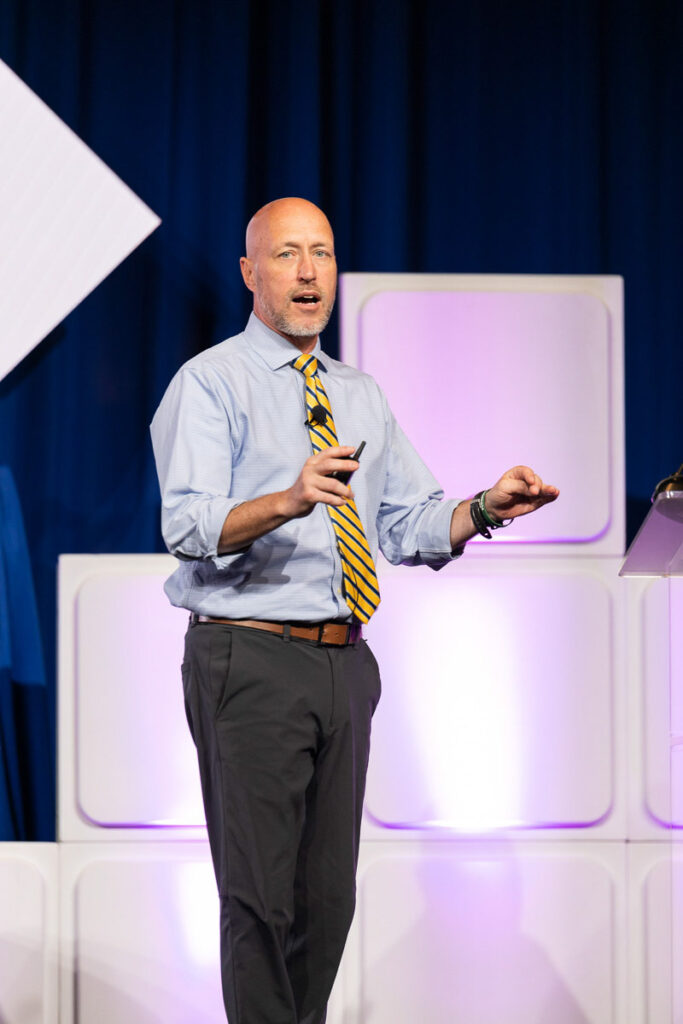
[293,354,318,379]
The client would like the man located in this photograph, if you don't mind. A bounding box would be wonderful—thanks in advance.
[151,197,558,1024]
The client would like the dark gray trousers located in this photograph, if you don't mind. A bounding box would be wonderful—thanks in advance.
[182,620,382,1024]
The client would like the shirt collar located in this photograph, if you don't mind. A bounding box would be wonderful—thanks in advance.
[244,312,330,372]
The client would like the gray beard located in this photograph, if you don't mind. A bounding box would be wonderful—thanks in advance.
[266,302,333,340]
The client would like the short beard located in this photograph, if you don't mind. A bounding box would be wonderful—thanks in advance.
[262,298,333,340]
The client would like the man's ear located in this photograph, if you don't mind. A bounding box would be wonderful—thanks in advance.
[240,256,255,292]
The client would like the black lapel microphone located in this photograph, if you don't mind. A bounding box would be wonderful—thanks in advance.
[309,404,328,426]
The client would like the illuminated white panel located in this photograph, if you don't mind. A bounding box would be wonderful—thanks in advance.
[628,845,683,1024]
[673,582,683,837]
[359,289,606,542]
[59,555,205,840]
[363,563,616,832]
[0,60,160,382]
[340,274,624,554]
[75,573,201,827]
[61,845,222,1024]
[0,844,58,1024]
[642,578,683,830]
[350,843,622,1024]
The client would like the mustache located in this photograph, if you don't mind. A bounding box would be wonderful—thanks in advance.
[290,289,323,301]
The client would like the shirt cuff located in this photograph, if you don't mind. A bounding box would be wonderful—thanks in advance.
[166,496,248,567]
[409,498,464,568]
[208,499,250,569]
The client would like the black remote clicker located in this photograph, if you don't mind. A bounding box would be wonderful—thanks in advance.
[329,441,366,484]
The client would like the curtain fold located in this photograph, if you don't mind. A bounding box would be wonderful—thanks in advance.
[0,468,51,840]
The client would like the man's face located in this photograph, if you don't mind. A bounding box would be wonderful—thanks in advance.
[240,199,337,348]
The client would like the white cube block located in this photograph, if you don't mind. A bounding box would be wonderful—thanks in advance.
[363,559,624,837]
[59,555,204,840]
[334,841,626,1024]
[0,844,58,1024]
[60,843,222,1024]
[340,274,624,554]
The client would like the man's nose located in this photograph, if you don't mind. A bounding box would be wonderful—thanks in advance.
[298,253,316,280]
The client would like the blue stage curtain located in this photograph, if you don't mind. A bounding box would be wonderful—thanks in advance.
[0,0,681,838]
[0,468,51,840]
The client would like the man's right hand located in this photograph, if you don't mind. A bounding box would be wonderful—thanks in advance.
[217,446,360,554]
[282,446,359,518]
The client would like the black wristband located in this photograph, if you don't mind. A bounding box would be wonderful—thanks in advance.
[475,490,510,530]
[470,496,492,538]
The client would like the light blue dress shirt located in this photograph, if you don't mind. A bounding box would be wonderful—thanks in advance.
[150,314,461,620]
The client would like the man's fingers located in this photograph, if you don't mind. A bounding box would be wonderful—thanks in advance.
[310,448,358,473]
[314,482,354,505]
[487,467,560,519]
[315,446,356,461]
[327,489,354,506]
[508,465,535,485]
[317,459,359,479]
[506,467,553,496]
[305,463,355,498]
[293,447,362,515]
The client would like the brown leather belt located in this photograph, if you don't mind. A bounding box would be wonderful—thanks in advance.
[192,615,361,646]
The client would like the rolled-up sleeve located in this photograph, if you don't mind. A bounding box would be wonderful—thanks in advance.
[376,399,462,569]
[150,367,246,567]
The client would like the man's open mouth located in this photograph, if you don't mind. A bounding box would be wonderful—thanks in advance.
[293,294,321,305]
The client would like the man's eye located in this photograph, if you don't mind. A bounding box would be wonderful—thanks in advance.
[315,250,330,258]
[279,251,293,259]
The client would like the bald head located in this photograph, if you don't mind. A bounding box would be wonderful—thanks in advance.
[245,197,334,258]
[240,197,337,352]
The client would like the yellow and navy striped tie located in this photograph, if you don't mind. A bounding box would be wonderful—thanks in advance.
[293,353,380,623]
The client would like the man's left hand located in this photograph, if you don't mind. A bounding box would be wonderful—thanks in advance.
[484,466,559,522]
